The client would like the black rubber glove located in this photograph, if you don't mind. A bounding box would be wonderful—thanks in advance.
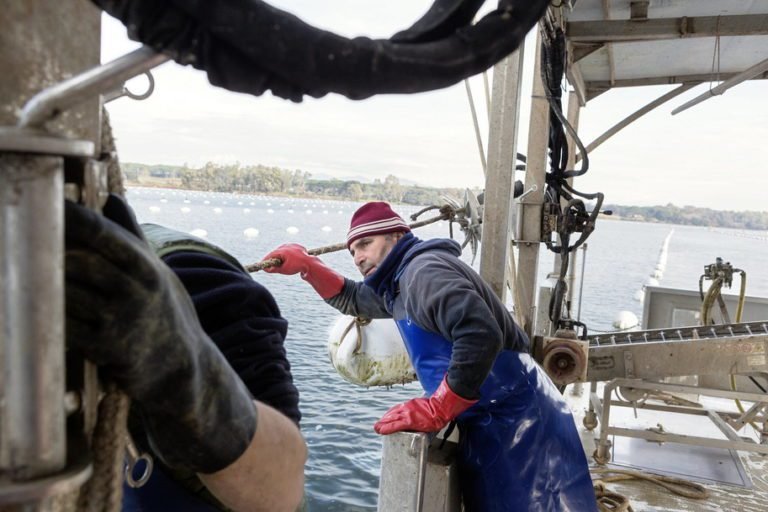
[65,197,256,474]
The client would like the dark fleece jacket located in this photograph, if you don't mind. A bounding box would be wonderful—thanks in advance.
[163,251,300,425]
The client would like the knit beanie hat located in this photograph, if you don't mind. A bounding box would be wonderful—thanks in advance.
[346,202,411,247]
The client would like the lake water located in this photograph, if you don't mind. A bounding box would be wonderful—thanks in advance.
[126,187,768,511]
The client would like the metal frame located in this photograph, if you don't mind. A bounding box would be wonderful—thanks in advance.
[480,46,525,301]
[586,378,768,463]
[566,14,768,43]
[1,5,168,507]
[586,321,768,382]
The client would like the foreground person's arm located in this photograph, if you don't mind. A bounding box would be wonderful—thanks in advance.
[65,199,307,511]
[200,401,307,512]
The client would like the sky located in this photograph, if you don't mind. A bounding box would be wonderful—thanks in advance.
[101,1,768,212]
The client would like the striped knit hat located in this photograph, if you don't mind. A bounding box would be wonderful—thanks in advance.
[347,202,411,247]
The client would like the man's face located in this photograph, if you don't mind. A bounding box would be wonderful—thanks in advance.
[349,233,402,278]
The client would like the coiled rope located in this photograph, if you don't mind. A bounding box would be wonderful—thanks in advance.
[591,467,709,512]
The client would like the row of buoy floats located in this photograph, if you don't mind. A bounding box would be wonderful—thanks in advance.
[613,230,674,331]
[148,205,344,215]
[633,229,673,303]
[185,226,336,239]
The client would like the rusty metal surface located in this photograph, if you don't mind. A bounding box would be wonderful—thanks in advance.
[1,0,101,147]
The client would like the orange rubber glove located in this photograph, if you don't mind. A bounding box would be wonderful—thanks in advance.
[374,376,478,435]
[262,243,344,299]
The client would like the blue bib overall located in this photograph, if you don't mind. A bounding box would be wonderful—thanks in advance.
[122,466,219,511]
[396,317,597,512]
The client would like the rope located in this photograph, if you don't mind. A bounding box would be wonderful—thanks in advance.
[77,385,131,512]
[338,316,372,354]
[590,467,709,511]
[593,481,633,512]
[246,208,458,273]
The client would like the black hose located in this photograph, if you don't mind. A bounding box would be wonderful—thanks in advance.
[93,0,549,101]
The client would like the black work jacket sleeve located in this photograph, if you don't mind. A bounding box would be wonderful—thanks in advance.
[325,278,392,319]
[399,254,503,400]
[163,251,301,425]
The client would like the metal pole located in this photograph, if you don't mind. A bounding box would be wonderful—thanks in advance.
[515,31,550,337]
[0,155,66,484]
[464,79,487,175]
[20,47,169,129]
[563,91,581,311]
[671,57,768,115]
[0,2,102,508]
[479,47,525,301]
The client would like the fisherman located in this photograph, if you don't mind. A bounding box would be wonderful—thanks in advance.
[262,201,598,511]
[66,194,307,512]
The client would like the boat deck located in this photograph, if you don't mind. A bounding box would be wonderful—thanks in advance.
[567,384,768,511]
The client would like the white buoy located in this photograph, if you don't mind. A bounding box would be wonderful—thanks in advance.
[650,269,663,279]
[633,289,645,302]
[180,207,191,213]
[323,210,328,214]
[203,200,210,205]
[287,209,294,214]
[267,209,275,214]
[160,198,168,203]
[183,199,191,204]
[321,226,332,232]
[243,228,259,238]
[243,208,251,213]
[646,277,659,287]
[286,226,299,234]
[190,229,208,238]
[148,206,161,213]
[213,207,223,214]
[613,311,639,331]
[327,315,416,387]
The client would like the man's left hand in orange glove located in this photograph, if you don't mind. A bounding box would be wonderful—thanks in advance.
[374,376,477,435]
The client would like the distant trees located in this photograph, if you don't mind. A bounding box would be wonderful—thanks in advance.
[605,203,768,230]
[123,161,458,206]
[122,162,768,230]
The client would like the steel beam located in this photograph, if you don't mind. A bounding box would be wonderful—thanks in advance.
[587,334,768,382]
[515,32,549,337]
[480,46,525,301]
[567,14,768,42]
[1,155,66,480]
[0,1,100,506]
[672,57,768,115]
[586,70,768,91]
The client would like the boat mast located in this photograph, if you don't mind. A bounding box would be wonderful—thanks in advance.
[515,31,550,339]
[479,46,525,304]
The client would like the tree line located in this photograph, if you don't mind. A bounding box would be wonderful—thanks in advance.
[121,161,459,206]
[605,203,768,231]
[121,162,768,230]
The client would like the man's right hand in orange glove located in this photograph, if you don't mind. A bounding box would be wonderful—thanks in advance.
[261,244,345,299]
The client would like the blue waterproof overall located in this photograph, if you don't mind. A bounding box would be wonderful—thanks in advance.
[123,467,220,511]
[396,318,598,512]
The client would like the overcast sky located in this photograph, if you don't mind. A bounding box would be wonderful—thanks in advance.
[101,1,768,212]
